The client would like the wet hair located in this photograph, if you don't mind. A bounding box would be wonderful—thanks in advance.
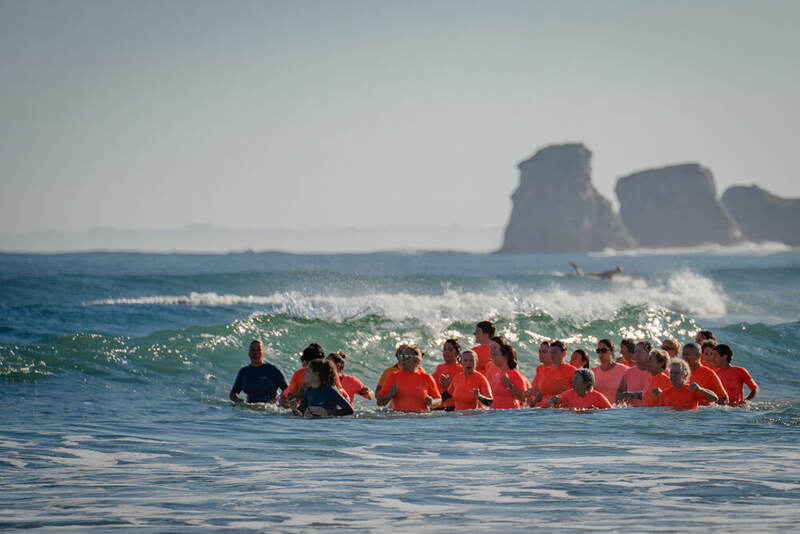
[301,342,326,363]
[620,339,636,353]
[490,335,509,349]
[661,338,679,352]
[550,340,567,352]
[682,342,700,356]
[649,349,669,371]
[668,358,690,377]
[445,338,462,354]
[574,368,595,388]
[572,349,590,368]
[636,341,653,353]
[697,330,716,342]
[701,340,717,352]
[499,343,518,370]
[405,345,424,360]
[598,339,615,353]
[326,351,345,368]
[476,321,496,338]
[308,359,337,386]
[714,344,734,363]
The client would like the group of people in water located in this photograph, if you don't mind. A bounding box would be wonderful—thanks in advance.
[230,320,759,417]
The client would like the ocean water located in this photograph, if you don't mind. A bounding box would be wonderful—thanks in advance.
[1,249,799,531]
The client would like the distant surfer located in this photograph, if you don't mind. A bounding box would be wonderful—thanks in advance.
[569,262,623,280]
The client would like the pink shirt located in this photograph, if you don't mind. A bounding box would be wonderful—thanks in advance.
[622,366,650,407]
[591,363,629,404]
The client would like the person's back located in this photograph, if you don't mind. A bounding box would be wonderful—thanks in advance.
[299,384,353,415]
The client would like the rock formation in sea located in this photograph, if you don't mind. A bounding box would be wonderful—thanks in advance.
[721,185,800,246]
[499,143,636,253]
[615,163,741,248]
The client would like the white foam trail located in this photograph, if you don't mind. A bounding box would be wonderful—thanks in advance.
[87,270,727,322]
[591,241,792,257]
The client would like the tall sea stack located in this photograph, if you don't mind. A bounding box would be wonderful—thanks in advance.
[615,163,741,248]
[721,185,800,245]
[499,144,635,253]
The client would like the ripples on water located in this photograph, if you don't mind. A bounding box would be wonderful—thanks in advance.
[1,251,799,531]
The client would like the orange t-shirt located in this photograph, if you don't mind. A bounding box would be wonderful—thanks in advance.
[690,365,727,405]
[340,374,367,404]
[591,363,629,404]
[536,363,577,406]
[556,389,612,409]
[621,366,651,407]
[484,361,500,383]
[659,385,706,411]
[533,364,550,390]
[376,364,401,394]
[380,370,440,412]
[714,366,757,405]
[642,372,672,407]
[471,345,491,374]
[490,369,525,409]
[433,362,463,408]
[283,368,306,399]
[447,371,492,411]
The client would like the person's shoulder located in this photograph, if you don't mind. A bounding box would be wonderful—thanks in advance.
[562,363,577,372]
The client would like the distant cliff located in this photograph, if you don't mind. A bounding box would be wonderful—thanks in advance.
[615,164,741,248]
[721,185,800,246]
[500,144,635,253]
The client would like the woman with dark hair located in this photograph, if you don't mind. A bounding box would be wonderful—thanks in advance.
[433,339,463,409]
[492,341,526,409]
[591,338,628,404]
[570,349,590,369]
[295,359,353,417]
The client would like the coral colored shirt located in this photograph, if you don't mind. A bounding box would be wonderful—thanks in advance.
[283,368,306,399]
[380,370,440,412]
[536,363,578,406]
[490,369,526,409]
[690,365,728,405]
[433,362,462,408]
[471,345,492,374]
[659,385,706,411]
[643,373,672,407]
[591,363,629,404]
[447,371,492,411]
[556,389,613,409]
[714,366,757,405]
[621,366,651,407]
[484,362,500,383]
[340,374,368,404]
[533,364,550,390]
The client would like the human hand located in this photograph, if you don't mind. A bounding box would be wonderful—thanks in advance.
[501,375,512,390]
[548,395,560,407]
[472,388,481,399]
[440,374,451,388]
[425,395,433,408]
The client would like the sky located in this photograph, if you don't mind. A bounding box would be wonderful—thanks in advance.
[1,0,798,235]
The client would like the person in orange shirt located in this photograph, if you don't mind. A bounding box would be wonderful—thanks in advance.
[570,349,590,369]
[591,339,628,404]
[653,358,718,410]
[711,344,758,405]
[616,341,652,406]
[695,330,716,366]
[700,340,718,368]
[482,336,507,383]
[471,320,495,375]
[527,340,577,407]
[682,342,728,405]
[530,341,551,405]
[375,344,427,396]
[281,342,327,407]
[549,369,613,410]
[326,351,374,405]
[492,341,527,410]
[376,345,441,412]
[446,350,493,410]
[617,338,636,366]
[432,339,463,409]
[629,348,672,407]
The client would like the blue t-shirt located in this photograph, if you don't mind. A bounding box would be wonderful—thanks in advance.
[231,363,287,403]
[298,385,353,416]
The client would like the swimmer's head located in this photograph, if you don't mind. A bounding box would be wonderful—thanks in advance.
[681,343,701,369]
[460,350,477,372]
[300,343,326,366]
[443,339,461,364]
[249,340,265,365]
[307,358,337,387]
[570,349,589,369]
[326,351,346,373]
[668,358,690,388]
[647,349,669,374]
[572,368,595,394]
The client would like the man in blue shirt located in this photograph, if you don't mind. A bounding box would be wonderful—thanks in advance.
[230,340,288,403]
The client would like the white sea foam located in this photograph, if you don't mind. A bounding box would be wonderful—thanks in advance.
[591,241,792,257]
[87,270,727,323]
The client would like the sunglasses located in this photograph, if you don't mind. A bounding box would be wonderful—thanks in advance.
[596,347,610,353]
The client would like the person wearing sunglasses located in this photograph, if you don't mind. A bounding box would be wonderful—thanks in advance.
[591,339,628,405]
[376,345,441,412]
